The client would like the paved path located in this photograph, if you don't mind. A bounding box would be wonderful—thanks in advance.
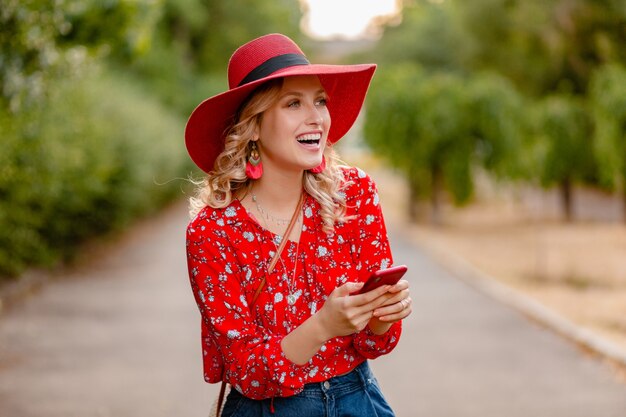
[0,200,625,417]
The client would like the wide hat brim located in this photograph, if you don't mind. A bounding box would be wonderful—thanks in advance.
[185,63,376,173]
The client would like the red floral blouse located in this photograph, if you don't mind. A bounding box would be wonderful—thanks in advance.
[186,167,402,400]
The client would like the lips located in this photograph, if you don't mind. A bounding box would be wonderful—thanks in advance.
[296,132,322,146]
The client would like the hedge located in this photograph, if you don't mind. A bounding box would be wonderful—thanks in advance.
[0,67,191,278]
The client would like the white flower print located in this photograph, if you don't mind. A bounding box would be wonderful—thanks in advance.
[185,167,401,399]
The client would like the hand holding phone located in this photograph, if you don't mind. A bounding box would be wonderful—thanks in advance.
[355,265,408,295]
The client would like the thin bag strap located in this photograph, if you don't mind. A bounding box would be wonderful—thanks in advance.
[252,192,304,302]
[215,192,304,416]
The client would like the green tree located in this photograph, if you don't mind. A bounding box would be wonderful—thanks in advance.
[531,95,596,221]
[368,0,469,73]
[590,64,626,220]
[127,0,304,115]
[0,0,71,112]
[366,0,626,221]
[365,66,524,223]
[455,0,626,96]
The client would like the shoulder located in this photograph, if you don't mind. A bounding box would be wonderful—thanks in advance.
[186,201,246,242]
[339,166,380,202]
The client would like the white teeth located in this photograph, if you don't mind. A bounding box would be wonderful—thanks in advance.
[297,133,322,141]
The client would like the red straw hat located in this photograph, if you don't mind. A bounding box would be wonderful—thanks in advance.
[185,33,376,173]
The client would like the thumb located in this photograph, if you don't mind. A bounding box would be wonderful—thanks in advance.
[334,281,364,297]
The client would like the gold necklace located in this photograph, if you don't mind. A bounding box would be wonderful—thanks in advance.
[251,194,295,226]
[252,193,302,305]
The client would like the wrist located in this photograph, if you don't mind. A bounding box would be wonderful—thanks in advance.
[312,310,334,342]
[367,317,393,335]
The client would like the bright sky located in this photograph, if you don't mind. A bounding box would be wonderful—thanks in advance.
[302,0,400,40]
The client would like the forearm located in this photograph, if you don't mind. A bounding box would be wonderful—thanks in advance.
[281,313,331,365]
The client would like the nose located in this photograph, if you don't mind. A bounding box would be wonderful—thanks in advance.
[306,103,324,126]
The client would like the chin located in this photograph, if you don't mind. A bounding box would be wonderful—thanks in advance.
[305,159,323,170]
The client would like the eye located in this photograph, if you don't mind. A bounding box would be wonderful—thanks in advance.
[316,97,327,107]
[287,100,300,108]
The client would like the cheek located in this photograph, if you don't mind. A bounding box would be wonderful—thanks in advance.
[322,110,331,129]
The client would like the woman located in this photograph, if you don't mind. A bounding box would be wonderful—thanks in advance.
[185,33,412,417]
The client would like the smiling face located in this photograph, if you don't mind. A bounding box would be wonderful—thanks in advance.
[255,75,331,175]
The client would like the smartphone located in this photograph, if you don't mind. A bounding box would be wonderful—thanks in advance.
[355,265,408,295]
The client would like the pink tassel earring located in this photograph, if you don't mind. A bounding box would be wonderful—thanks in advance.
[245,141,263,179]
[309,156,326,174]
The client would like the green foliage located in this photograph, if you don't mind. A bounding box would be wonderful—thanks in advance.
[454,0,626,96]
[59,0,161,59]
[151,0,302,73]
[0,0,72,112]
[0,69,189,277]
[466,73,527,179]
[365,65,525,213]
[364,0,626,221]
[1,0,305,278]
[530,95,596,187]
[369,1,469,73]
[126,0,304,116]
[590,64,626,188]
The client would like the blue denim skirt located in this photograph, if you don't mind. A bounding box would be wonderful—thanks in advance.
[220,361,395,417]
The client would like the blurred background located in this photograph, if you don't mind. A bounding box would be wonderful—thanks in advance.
[1,0,626,413]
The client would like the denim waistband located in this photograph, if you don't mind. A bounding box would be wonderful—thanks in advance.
[295,360,374,399]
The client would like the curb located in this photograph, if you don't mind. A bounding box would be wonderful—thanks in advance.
[402,226,626,369]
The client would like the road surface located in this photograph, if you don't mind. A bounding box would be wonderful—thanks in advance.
[0,200,624,417]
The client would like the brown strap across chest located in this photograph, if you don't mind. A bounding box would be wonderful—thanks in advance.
[215,192,304,415]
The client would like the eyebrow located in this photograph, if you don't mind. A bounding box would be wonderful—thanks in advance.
[280,89,326,99]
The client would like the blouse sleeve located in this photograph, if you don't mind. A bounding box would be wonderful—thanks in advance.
[186,216,308,399]
[345,168,402,358]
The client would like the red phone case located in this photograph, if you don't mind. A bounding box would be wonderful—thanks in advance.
[357,265,408,294]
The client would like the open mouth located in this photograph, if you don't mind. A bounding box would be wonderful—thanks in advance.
[296,133,322,146]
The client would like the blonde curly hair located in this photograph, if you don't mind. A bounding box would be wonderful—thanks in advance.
[189,78,352,233]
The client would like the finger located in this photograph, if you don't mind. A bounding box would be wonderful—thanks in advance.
[377,298,412,321]
[374,296,411,316]
[351,283,393,305]
[386,279,410,293]
[372,289,410,309]
[333,281,364,297]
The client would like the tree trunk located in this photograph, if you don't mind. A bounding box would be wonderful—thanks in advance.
[560,177,573,222]
[408,178,420,222]
[623,187,626,224]
[430,168,443,225]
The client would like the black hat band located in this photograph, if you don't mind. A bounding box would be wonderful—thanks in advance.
[238,53,310,87]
